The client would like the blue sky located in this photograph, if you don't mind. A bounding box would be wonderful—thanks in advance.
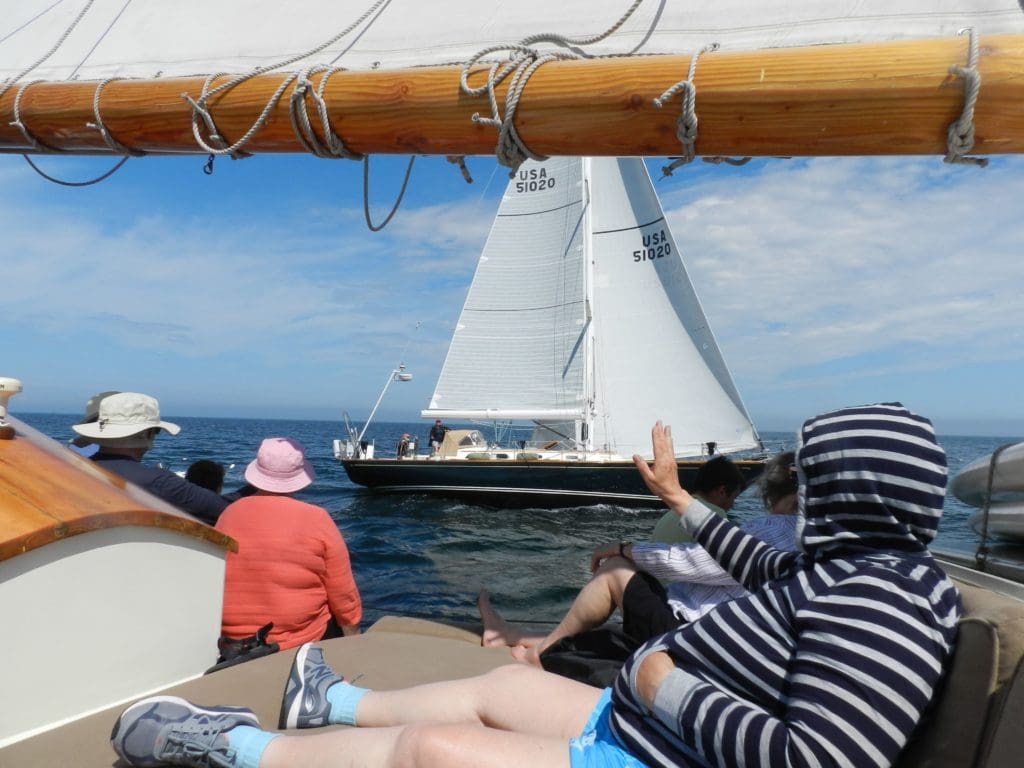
[1,151,1022,438]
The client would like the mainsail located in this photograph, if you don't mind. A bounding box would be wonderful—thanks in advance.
[424,157,759,459]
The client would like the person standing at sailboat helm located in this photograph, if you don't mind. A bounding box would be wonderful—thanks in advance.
[110,402,958,768]
[648,454,746,544]
[429,419,449,456]
[214,437,363,653]
[71,391,231,525]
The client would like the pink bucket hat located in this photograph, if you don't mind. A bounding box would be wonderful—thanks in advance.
[245,437,315,493]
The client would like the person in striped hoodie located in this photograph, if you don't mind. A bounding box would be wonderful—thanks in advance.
[110,403,959,768]
[611,402,960,767]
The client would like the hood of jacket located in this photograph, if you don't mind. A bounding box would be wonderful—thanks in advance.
[796,402,947,557]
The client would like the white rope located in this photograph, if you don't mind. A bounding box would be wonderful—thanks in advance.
[86,77,145,156]
[459,0,647,173]
[653,42,719,177]
[182,0,391,158]
[945,27,988,168]
[12,78,134,185]
[289,65,362,160]
[3,2,135,186]
[9,80,57,152]
[0,0,96,104]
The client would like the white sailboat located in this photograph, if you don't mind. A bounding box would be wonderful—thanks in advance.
[338,156,765,507]
[3,1,1024,765]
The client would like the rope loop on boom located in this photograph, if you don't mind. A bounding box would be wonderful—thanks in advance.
[9,80,60,153]
[654,42,719,177]
[289,66,363,160]
[13,79,133,187]
[945,28,988,168]
[180,0,390,160]
[86,78,146,157]
[460,0,647,174]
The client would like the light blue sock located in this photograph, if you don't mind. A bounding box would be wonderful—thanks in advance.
[227,725,278,768]
[326,682,369,726]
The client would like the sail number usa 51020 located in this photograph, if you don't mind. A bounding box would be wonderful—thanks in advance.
[515,167,556,193]
[634,228,671,262]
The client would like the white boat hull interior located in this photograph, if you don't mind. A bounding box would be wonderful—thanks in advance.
[0,527,227,747]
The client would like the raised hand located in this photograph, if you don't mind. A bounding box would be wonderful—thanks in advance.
[632,420,693,515]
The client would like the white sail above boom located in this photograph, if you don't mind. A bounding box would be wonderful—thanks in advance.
[2,1,1022,81]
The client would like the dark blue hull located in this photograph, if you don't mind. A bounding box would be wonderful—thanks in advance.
[340,457,765,508]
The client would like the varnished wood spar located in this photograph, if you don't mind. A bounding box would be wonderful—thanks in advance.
[0,416,236,562]
[1,34,1024,157]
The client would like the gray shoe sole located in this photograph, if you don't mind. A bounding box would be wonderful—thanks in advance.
[279,642,315,729]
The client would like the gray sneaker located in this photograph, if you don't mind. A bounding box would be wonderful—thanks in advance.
[110,695,259,767]
[278,642,344,729]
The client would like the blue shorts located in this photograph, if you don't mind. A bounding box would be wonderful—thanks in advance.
[568,689,647,768]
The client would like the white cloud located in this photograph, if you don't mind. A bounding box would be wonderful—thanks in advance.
[663,157,1024,402]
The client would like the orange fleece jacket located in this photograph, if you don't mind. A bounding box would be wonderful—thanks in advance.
[216,494,362,650]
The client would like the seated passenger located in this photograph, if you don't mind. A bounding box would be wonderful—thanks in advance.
[477,451,799,681]
[185,459,226,493]
[648,454,746,543]
[186,458,259,502]
[215,437,362,652]
[113,403,960,768]
[72,391,229,525]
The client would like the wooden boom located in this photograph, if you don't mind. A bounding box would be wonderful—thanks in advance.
[1,34,1023,158]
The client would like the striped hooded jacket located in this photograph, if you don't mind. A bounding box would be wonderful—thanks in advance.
[609,403,961,768]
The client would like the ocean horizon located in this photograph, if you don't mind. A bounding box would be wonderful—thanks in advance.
[18,412,1023,628]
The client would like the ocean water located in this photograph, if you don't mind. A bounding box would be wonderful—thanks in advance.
[18,413,1023,629]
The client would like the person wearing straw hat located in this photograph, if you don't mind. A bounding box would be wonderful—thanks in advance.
[71,391,230,525]
[214,437,363,653]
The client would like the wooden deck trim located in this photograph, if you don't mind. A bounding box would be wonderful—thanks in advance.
[0,417,235,563]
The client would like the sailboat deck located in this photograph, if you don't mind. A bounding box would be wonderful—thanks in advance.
[0,619,510,768]
[4,586,1024,768]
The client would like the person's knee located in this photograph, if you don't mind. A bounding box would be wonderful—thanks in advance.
[593,560,637,595]
[393,722,480,768]
[482,663,536,689]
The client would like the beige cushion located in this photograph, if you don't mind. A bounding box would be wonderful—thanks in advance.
[898,581,1024,768]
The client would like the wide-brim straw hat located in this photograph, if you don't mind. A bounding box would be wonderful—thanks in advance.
[72,392,180,440]
[245,437,315,493]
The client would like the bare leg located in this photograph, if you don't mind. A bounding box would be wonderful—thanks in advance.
[355,664,599,736]
[261,722,574,768]
[511,558,638,667]
[477,590,545,648]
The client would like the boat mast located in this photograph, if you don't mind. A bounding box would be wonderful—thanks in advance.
[581,158,596,453]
